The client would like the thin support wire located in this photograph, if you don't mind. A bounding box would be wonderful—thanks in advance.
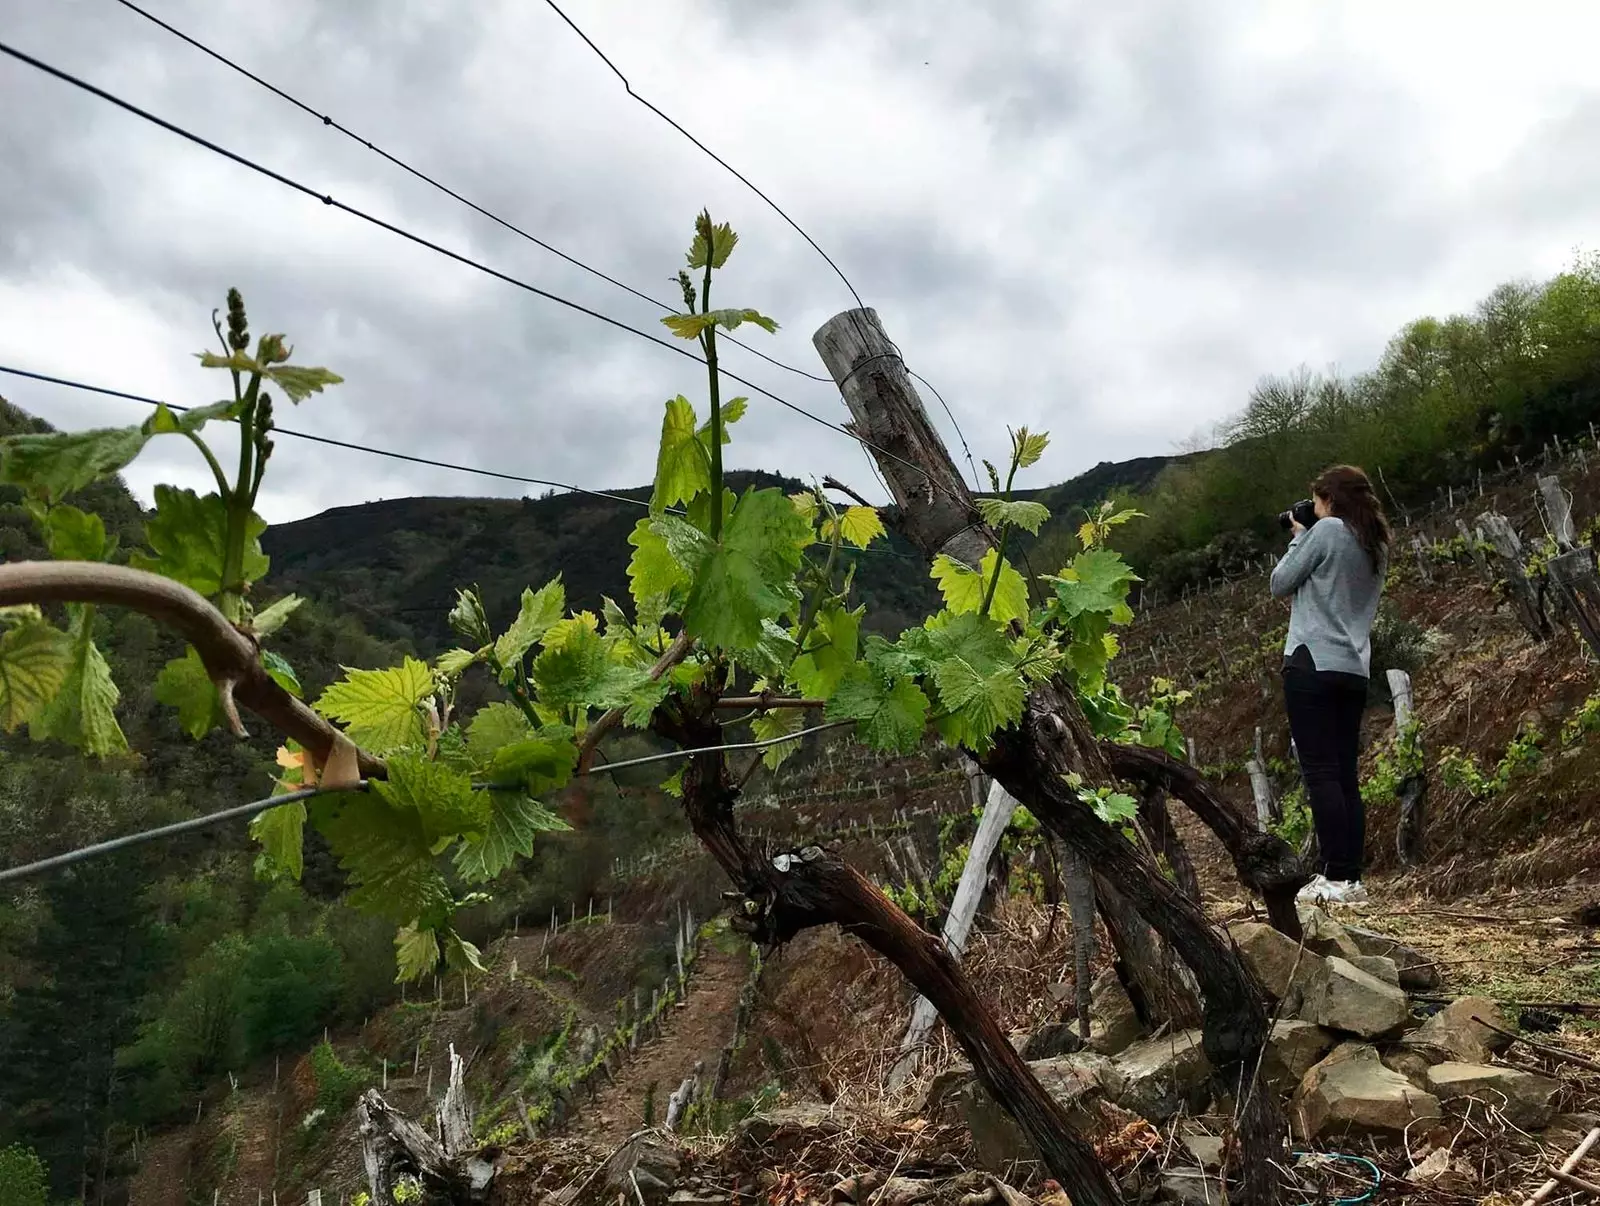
[0,38,966,502]
[540,0,865,310]
[107,0,831,386]
[0,783,362,884]
[0,722,855,884]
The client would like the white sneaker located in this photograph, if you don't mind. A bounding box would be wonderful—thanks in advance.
[1323,880,1369,904]
[1297,874,1333,903]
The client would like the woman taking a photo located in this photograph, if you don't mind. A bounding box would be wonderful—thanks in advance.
[1269,464,1392,904]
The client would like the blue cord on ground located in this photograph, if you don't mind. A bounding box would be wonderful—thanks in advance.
[1291,1151,1382,1205]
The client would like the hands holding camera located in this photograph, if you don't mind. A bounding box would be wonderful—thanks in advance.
[1279,498,1319,538]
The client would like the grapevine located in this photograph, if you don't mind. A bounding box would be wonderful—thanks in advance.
[0,212,1163,982]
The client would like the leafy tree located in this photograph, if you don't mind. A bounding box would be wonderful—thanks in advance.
[0,853,167,1202]
[0,1143,49,1206]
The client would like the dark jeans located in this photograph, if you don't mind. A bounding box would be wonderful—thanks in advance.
[1283,651,1368,881]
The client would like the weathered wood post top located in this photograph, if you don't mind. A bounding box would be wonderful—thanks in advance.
[813,308,989,567]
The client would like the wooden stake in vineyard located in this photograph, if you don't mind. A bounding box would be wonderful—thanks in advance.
[1538,474,1600,664]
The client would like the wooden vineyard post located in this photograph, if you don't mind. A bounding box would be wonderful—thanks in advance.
[1479,512,1551,641]
[1245,726,1277,830]
[1538,474,1600,663]
[1388,669,1427,866]
[815,307,1289,1205]
[1457,518,1494,584]
[887,780,1017,1090]
[1411,536,1434,585]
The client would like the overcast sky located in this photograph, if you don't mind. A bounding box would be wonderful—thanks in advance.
[2,1,1598,524]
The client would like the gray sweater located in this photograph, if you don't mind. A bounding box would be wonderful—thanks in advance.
[1269,517,1385,677]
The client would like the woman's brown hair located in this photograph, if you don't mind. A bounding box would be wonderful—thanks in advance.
[1313,464,1391,572]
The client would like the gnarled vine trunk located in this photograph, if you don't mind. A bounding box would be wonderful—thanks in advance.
[659,708,1124,1206]
[980,682,1285,1206]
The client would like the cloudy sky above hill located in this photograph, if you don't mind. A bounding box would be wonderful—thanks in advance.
[2,1,1598,523]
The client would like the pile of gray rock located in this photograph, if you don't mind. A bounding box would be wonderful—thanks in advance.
[925,907,1566,1176]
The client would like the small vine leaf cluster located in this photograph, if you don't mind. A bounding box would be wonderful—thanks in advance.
[0,215,1180,982]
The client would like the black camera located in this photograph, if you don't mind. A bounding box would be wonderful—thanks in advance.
[1277,499,1318,531]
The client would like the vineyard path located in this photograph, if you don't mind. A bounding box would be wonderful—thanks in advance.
[583,944,747,1146]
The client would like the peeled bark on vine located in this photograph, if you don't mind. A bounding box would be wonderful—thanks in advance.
[657,706,1123,1206]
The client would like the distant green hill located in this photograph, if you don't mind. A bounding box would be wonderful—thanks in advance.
[260,455,1187,654]
[260,470,949,652]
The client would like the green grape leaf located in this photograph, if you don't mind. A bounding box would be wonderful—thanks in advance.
[627,517,688,611]
[485,728,579,794]
[31,612,126,756]
[129,486,270,597]
[494,578,566,667]
[1013,428,1049,468]
[651,397,710,513]
[144,399,243,436]
[651,514,714,572]
[531,624,652,712]
[264,363,344,402]
[395,923,440,982]
[924,610,1015,669]
[444,932,484,974]
[317,792,452,925]
[710,308,778,333]
[698,396,748,444]
[738,619,796,682]
[825,664,929,753]
[153,646,223,740]
[371,752,487,844]
[1089,790,1139,826]
[314,657,434,753]
[789,491,820,525]
[42,505,109,561]
[600,596,632,638]
[930,657,1025,752]
[466,702,532,764]
[975,498,1050,535]
[681,488,808,652]
[751,706,805,770]
[1048,549,1138,624]
[250,799,307,880]
[0,424,152,503]
[790,606,863,699]
[540,612,599,654]
[920,610,1024,750]
[660,767,684,798]
[1071,548,1140,596]
[260,650,302,698]
[660,308,779,339]
[250,594,303,638]
[621,676,672,727]
[196,350,260,373]
[834,506,885,549]
[863,631,927,682]
[436,724,474,774]
[449,587,493,646]
[453,792,570,882]
[931,550,1029,625]
[687,217,738,269]
[435,648,481,677]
